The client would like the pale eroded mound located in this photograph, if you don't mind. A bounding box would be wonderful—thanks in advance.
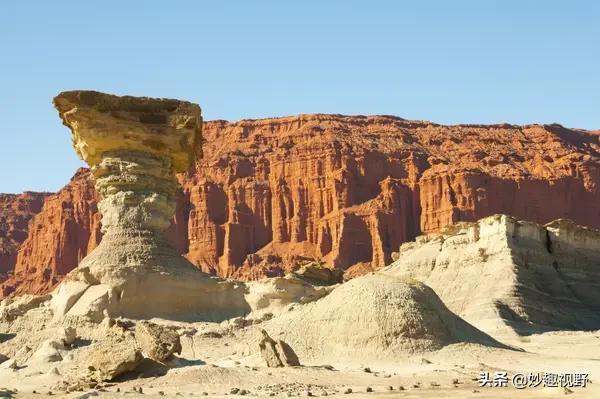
[260,274,505,364]
[384,215,600,337]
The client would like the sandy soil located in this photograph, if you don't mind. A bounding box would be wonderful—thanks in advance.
[1,275,598,399]
[1,323,598,399]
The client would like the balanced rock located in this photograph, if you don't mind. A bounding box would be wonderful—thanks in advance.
[49,91,249,321]
[135,321,182,363]
[258,329,300,367]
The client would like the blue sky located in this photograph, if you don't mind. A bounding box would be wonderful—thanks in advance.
[1,1,598,193]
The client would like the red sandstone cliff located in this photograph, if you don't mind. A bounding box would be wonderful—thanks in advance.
[0,191,49,279]
[1,169,101,296]
[2,115,600,296]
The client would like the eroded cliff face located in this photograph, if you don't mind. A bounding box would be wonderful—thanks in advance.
[1,115,600,296]
[1,169,101,297]
[384,214,600,337]
[0,192,49,278]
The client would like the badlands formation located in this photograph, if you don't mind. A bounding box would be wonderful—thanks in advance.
[2,109,600,297]
[49,91,248,321]
[0,92,598,399]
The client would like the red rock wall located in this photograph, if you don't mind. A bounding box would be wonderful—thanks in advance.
[1,169,101,296]
[0,192,49,277]
[2,115,600,297]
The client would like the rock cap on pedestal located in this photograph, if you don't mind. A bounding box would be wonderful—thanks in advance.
[53,90,202,172]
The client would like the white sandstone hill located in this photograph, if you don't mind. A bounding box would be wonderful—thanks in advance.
[258,273,506,365]
[384,214,600,338]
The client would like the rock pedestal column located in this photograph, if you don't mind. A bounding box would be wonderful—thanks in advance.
[51,91,248,321]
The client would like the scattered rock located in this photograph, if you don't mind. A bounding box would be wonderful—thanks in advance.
[13,346,32,363]
[135,321,182,363]
[259,329,300,367]
[86,335,143,381]
[292,263,343,286]
[57,327,77,346]
[200,331,223,339]
[0,358,19,370]
[0,294,51,322]
[29,339,64,363]
[232,317,252,329]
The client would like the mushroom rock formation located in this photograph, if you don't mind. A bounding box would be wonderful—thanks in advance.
[50,91,249,321]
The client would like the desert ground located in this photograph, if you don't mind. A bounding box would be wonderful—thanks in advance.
[0,302,598,399]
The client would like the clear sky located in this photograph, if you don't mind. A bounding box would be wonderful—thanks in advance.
[1,1,598,193]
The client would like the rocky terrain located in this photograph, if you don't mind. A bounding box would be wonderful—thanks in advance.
[1,170,101,297]
[0,215,598,399]
[384,214,600,338]
[0,91,598,398]
[3,115,600,298]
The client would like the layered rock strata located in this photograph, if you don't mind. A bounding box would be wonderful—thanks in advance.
[2,115,600,297]
[49,91,248,320]
[0,192,49,279]
[384,214,600,336]
[2,170,100,297]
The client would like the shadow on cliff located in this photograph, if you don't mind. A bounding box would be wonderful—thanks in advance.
[545,124,600,158]
[423,288,518,352]
[496,301,600,336]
